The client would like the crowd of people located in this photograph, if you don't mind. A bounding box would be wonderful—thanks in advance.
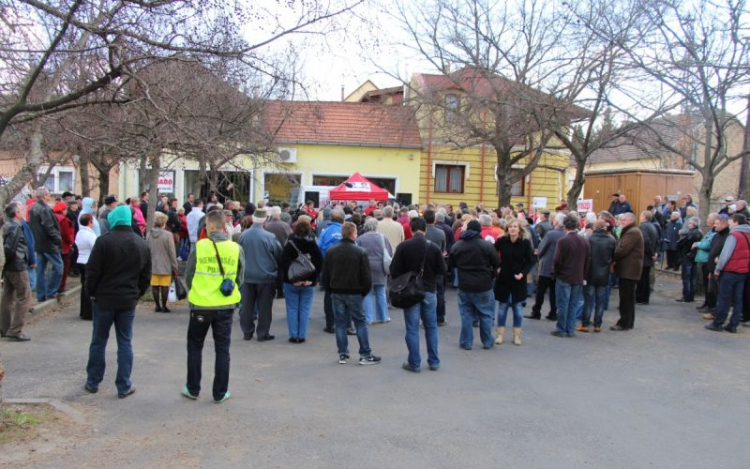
[2,188,749,401]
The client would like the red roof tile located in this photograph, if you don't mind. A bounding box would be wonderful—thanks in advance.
[264,101,422,148]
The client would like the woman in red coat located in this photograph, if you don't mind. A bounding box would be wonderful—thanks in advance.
[53,202,75,293]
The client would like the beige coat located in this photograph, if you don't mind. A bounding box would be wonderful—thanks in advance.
[147,228,178,275]
[377,218,405,250]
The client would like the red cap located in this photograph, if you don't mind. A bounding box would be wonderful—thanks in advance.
[53,202,67,213]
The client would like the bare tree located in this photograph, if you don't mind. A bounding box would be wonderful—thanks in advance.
[388,0,587,207]
[595,0,750,220]
[0,0,365,206]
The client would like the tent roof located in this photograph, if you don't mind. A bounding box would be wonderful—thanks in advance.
[328,172,392,201]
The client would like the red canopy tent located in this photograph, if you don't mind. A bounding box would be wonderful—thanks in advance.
[328,172,392,201]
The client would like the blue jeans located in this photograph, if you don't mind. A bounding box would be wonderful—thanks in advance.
[681,259,697,301]
[284,283,315,339]
[363,284,389,323]
[496,299,523,327]
[186,309,233,401]
[331,293,371,357]
[403,291,439,369]
[555,279,582,336]
[35,251,63,302]
[457,289,495,349]
[712,272,748,329]
[527,262,537,297]
[86,304,135,394]
[28,268,36,291]
[582,285,608,327]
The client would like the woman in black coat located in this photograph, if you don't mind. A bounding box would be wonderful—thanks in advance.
[278,217,323,343]
[493,219,534,346]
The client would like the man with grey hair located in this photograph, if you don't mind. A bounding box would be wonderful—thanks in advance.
[264,206,292,299]
[675,216,703,303]
[377,206,404,250]
[238,208,282,341]
[527,212,566,320]
[2,202,32,341]
[611,212,644,331]
[28,187,63,302]
[478,213,495,243]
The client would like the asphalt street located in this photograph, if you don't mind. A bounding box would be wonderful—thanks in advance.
[0,277,748,469]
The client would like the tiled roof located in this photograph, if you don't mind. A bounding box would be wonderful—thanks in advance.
[264,101,422,148]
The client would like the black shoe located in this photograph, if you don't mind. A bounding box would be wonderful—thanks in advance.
[545,314,557,321]
[338,354,349,364]
[155,306,163,313]
[323,327,335,334]
[84,384,98,394]
[359,355,382,365]
[118,386,136,399]
[289,337,298,343]
[610,324,628,331]
[0,332,5,338]
[429,365,440,371]
[550,331,566,338]
[437,321,447,327]
[243,333,254,341]
[636,301,648,305]
[402,362,421,373]
[676,298,689,303]
[297,338,306,343]
[704,323,723,332]
[723,325,738,333]
[524,313,541,320]
[696,304,708,310]
[162,306,171,313]
[346,328,357,336]
[257,335,275,342]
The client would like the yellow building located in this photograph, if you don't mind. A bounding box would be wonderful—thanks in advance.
[406,70,573,211]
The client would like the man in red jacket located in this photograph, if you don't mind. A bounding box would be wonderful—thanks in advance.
[53,202,75,294]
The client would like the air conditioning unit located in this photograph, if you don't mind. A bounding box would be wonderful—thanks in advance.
[277,147,297,164]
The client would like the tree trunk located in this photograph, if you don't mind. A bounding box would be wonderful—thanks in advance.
[138,154,149,193]
[95,165,112,206]
[698,173,713,224]
[0,124,46,207]
[566,161,585,210]
[79,154,91,197]
[495,158,514,208]
[146,153,161,232]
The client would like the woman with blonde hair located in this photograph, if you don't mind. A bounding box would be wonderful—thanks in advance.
[493,218,534,345]
[148,212,178,312]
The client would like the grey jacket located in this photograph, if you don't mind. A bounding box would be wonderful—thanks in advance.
[185,232,245,311]
[147,228,179,275]
[537,227,565,277]
[238,224,282,284]
[426,225,446,253]
[356,231,393,286]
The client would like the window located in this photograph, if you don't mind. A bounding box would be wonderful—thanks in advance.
[38,166,75,194]
[312,175,347,187]
[511,169,525,196]
[435,164,464,193]
[445,93,459,123]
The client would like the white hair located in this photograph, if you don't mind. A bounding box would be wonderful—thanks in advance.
[555,213,566,226]
[585,211,597,224]
[479,214,492,226]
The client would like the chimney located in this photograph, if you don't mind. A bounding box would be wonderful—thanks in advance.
[341,85,345,102]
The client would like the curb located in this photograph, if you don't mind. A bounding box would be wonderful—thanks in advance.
[30,285,81,315]
[3,397,86,424]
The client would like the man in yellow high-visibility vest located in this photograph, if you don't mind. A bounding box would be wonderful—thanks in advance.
[182,209,244,403]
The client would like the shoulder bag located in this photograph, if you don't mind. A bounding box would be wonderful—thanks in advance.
[287,239,316,283]
[388,241,429,309]
[211,240,236,297]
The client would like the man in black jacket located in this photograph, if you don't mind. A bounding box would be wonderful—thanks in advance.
[702,215,730,317]
[448,220,500,350]
[579,220,616,332]
[636,211,660,305]
[28,187,63,302]
[676,217,703,303]
[84,205,151,398]
[322,222,381,366]
[391,217,446,372]
[1,202,32,341]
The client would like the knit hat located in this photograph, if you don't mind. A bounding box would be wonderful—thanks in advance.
[104,195,118,206]
[467,220,481,232]
[107,205,133,229]
[52,202,67,213]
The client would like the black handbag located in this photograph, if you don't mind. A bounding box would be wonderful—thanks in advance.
[174,274,188,300]
[287,239,316,283]
[388,242,429,309]
[211,241,236,297]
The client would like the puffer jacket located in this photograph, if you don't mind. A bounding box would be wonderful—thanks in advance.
[28,199,61,254]
[2,220,29,272]
[586,229,616,286]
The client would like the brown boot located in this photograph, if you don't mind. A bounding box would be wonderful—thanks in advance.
[494,327,505,345]
[513,327,522,346]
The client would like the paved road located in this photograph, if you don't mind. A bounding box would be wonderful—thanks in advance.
[1,278,748,469]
